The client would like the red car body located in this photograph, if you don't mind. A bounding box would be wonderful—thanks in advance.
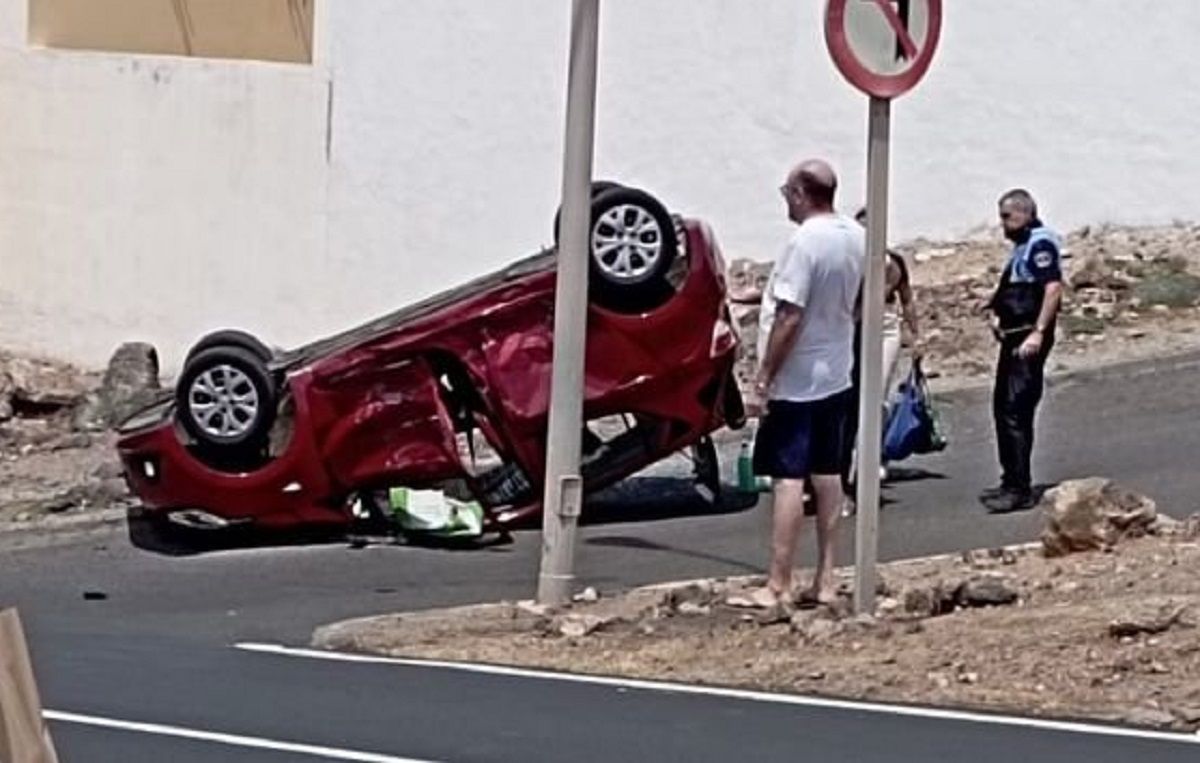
[117,217,743,532]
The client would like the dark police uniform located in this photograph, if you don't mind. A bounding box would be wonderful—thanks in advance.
[987,220,1062,500]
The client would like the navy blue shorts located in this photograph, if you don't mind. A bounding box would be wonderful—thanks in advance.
[753,389,852,479]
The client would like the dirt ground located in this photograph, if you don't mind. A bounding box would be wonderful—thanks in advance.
[0,352,132,525]
[904,222,1200,389]
[314,514,1200,732]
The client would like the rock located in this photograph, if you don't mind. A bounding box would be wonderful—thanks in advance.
[876,597,901,617]
[850,613,878,630]
[902,582,958,618]
[1171,705,1200,725]
[4,356,87,410]
[755,604,792,626]
[962,547,1020,569]
[70,393,106,433]
[1069,254,1112,290]
[517,601,553,618]
[556,614,611,638]
[1109,604,1190,639]
[92,460,127,481]
[961,549,998,569]
[1150,513,1200,540]
[573,587,600,604]
[1041,478,1159,557]
[47,433,93,452]
[1184,514,1200,540]
[794,617,844,644]
[0,370,13,421]
[1148,514,1182,536]
[80,343,162,430]
[676,602,711,617]
[956,575,1019,608]
[789,611,814,632]
[1123,708,1178,729]
[665,581,717,610]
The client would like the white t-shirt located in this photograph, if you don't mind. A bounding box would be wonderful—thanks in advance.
[758,213,865,402]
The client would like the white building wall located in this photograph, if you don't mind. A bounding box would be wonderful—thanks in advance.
[3,0,1200,368]
[0,0,331,369]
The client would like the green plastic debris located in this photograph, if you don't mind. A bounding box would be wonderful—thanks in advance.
[387,487,484,538]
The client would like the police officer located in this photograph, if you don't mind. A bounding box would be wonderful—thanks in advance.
[981,189,1064,512]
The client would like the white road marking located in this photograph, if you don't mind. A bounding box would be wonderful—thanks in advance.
[43,709,438,762]
[236,642,1200,746]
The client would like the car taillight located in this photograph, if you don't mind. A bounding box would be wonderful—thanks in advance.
[710,316,736,358]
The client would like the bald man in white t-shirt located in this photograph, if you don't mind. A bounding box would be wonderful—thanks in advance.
[738,159,865,610]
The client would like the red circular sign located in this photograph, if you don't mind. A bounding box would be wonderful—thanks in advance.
[825,0,942,99]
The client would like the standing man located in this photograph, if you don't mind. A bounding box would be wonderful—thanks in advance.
[738,159,864,608]
[982,189,1063,513]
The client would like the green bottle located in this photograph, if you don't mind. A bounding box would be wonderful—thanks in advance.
[737,439,755,493]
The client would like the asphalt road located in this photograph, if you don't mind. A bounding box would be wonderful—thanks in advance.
[2,351,1199,761]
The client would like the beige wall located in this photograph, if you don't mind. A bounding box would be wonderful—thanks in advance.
[29,0,313,63]
[0,0,331,368]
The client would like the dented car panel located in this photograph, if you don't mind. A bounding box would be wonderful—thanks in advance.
[117,218,742,531]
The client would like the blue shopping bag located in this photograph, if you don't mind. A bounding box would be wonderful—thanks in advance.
[882,359,947,463]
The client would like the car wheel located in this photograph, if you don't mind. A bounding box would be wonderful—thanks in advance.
[175,345,277,454]
[586,187,678,312]
[551,180,625,242]
[185,329,274,365]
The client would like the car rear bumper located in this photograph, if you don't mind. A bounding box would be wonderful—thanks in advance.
[116,391,349,530]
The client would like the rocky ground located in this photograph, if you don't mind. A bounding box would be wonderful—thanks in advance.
[314,479,1200,732]
[0,345,159,526]
[729,222,1200,400]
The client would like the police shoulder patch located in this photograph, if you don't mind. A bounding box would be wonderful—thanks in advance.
[1033,249,1054,269]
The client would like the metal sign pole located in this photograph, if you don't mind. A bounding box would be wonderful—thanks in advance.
[537,0,600,606]
[854,96,891,615]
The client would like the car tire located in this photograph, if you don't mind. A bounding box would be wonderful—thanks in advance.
[185,329,274,365]
[175,345,277,455]
[584,187,678,312]
[551,180,625,242]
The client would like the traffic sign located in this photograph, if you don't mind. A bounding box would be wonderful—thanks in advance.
[823,1,943,615]
[825,0,942,99]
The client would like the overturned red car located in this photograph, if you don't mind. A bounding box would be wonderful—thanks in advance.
[117,185,744,533]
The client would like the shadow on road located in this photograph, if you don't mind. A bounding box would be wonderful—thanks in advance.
[125,509,348,557]
[585,535,761,575]
[884,466,948,484]
[126,476,758,556]
[581,478,760,527]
